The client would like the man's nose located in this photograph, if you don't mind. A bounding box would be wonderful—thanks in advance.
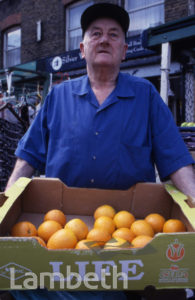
[99,33,109,43]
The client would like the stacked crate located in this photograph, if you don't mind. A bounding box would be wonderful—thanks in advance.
[179,127,195,163]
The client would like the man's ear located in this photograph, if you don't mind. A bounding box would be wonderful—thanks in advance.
[122,43,128,61]
[80,42,85,59]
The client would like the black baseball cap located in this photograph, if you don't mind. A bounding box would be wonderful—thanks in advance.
[81,3,130,37]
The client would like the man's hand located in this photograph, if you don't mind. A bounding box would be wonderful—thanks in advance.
[5,158,35,191]
[170,165,195,205]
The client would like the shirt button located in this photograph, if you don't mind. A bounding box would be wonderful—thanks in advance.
[90,178,95,183]
[92,155,96,160]
[95,131,99,135]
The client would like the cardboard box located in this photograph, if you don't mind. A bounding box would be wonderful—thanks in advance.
[0,177,195,292]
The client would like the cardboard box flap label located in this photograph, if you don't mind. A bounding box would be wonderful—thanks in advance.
[5,177,32,198]
[165,184,195,229]
[0,177,32,223]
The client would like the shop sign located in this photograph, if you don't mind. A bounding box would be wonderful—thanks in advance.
[126,34,155,59]
[36,34,155,73]
[36,49,86,73]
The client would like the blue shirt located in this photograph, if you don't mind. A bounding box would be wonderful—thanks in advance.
[15,73,194,189]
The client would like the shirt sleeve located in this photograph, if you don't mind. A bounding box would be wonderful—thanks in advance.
[149,84,194,181]
[15,93,50,173]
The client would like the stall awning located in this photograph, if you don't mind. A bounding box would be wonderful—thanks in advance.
[0,61,47,85]
[144,14,195,48]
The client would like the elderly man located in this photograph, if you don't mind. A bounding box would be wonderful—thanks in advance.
[6,4,195,198]
[7,2,195,300]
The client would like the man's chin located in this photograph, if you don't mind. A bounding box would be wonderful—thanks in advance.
[93,59,113,68]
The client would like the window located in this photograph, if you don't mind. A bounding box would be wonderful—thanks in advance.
[3,27,21,68]
[126,0,164,36]
[66,0,94,51]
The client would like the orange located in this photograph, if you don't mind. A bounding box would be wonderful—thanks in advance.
[32,236,47,247]
[47,228,77,249]
[104,237,131,249]
[64,218,88,241]
[145,213,166,233]
[11,221,37,237]
[112,228,135,243]
[94,204,116,220]
[94,216,115,234]
[87,228,111,246]
[130,220,154,237]
[113,210,135,229]
[75,239,101,250]
[37,220,62,242]
[163,219,186,233]
[131,235,153,248]
[44,209,66,226]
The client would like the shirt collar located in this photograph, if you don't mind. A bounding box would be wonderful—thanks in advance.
[72,75,90,96]
[115,72,135,98]
[72,72,135,99]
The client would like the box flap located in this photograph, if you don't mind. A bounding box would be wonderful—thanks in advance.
[0,193,7,207]
[131,183,173,219]
[165,184,195,229]
[21,177,64,213]
[0,178,31,223]
[62,185,134,215]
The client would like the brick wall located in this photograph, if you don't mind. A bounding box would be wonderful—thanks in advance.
[165,0,189,22]
[0,0,68,66]
[0,0,22,68]
[20,0,65,62]
[0,13,21,31]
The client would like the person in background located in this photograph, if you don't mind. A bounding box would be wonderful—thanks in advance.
[5,2,195,300]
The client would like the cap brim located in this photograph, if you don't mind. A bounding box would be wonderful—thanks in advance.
[81,3,130,36]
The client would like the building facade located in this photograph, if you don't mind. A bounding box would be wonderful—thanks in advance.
[0,0,195,124]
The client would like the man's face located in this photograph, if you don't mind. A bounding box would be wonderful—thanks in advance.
[80,18,128,69]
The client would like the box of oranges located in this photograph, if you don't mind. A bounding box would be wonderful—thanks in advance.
[0,177,195,291]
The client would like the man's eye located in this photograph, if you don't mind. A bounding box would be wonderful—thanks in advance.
[110,33,118,38]
[92,31,101,37]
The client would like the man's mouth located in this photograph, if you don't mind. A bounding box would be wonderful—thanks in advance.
[98,50,110,54]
